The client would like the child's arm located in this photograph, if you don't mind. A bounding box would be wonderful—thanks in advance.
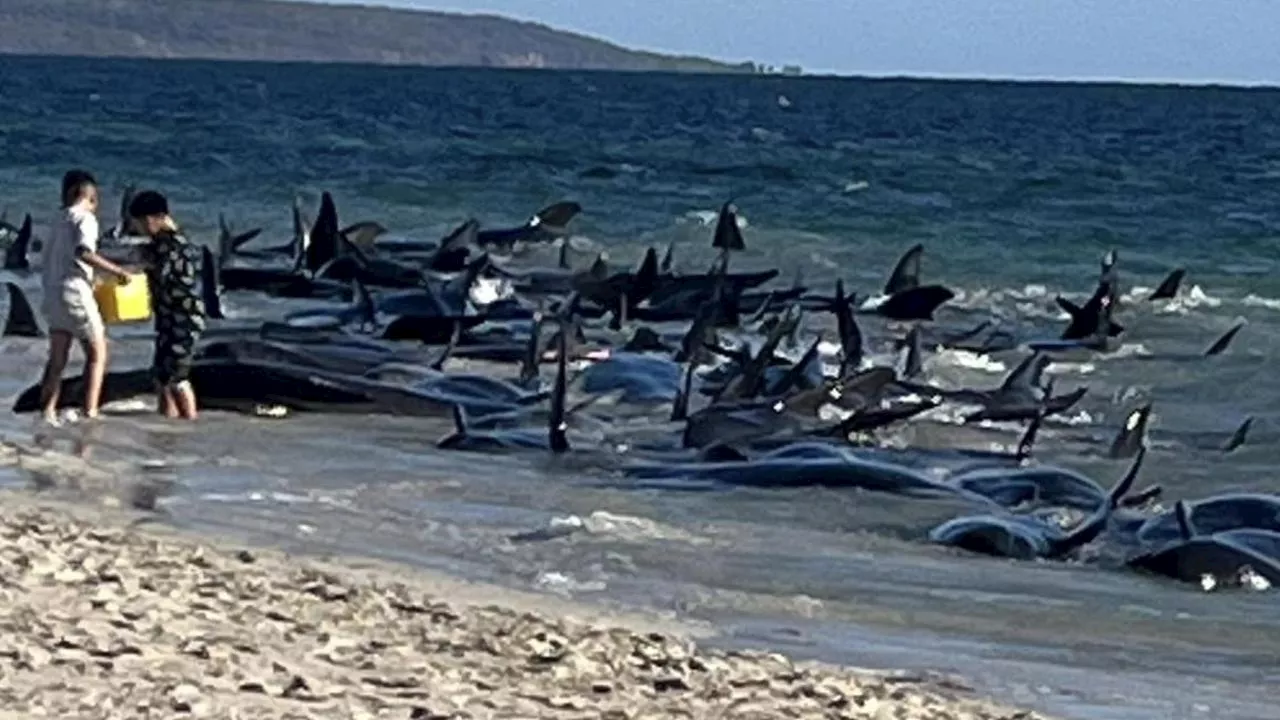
[78,249,132,282]
[176,244,206,321]
[72,213,131,282]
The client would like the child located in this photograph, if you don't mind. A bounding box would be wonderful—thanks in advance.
[127,190,206,420]
[37,169,133,424]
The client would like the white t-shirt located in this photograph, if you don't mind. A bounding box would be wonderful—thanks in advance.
[41,204,100,293]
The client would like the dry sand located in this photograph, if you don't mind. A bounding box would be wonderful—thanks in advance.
[0,461,1054,719]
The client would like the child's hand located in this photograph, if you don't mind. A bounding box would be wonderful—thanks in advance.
[116,271,132,286]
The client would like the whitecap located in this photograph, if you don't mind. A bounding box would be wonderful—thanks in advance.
[934,349,1006,374]
[1241,294,1280,311]
[1046,362,1095,376]
[683,209,749,228]
[1108,342,1152,359]
[534,571,606,595]
[583,510,705,544]
[750,126,785,143]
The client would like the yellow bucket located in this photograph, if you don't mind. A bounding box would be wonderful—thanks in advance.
[94,272,152,324]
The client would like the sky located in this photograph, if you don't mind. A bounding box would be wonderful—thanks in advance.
[310,0,1280,85]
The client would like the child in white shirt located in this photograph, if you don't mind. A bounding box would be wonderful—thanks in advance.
[36,169,131,423]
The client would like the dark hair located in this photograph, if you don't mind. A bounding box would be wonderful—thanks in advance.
[61,169,97,207]
[127,190,170,219]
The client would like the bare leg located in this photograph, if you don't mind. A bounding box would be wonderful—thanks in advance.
[172,381,199,420]
[157,385,180,419]
[81,331,108,419]
[38,331,74,423]
[74,421,103,459]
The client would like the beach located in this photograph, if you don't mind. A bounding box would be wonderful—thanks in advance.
[4,57,1280,720]
[0,478,1048,720]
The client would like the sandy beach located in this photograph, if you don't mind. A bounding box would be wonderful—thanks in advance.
[0,459,1052,720]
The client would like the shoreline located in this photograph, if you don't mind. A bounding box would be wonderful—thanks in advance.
[0,486,1053,719]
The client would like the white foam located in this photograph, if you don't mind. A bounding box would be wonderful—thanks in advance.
[1014,284,1051,300]
[1144,284,1221,314]
[1050,409,1095,427]
[469,276,512,307]
[534,571,606,595]
[1241,294,1280,311]
[1046,361,1095,376]
[928,404,983,426]
[104,399,150,413]
[1108,342,1152,359]
[817,340,843,358]
[683,210,749,229]
[750,127,785,143]
[934,349,1006,374]
[582,510,706,544]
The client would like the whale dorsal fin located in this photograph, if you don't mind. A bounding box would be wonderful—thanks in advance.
[340,221,386,250]
[1204,321,1245,357]
[430,320,461,372]
[548,315,572,454]
[1174,501,1194,541]
[3,214,32,270]
[588,254,608,280]
[1149,268,1186,301]
[1015,378,1054,462]
[1108,403,1152,460]
[884,243,923,296]
[518,313,545,390]
[534,201,581,232]
[3,281,42,338]
[671,362,695,422]
[660,241,675,274]
[199,246,225,320]
[901,326,923,379]
[116,184,136,238]
[1051,446,1146,558]
[773,334,823,396]
[997,352,1048,402]
[1120,484,1163,509]
[290,196,312,272]
[834,280,863,376]
[1109,445,1145,508]
[306,191,341,274]
[558,238,572,270]
[1222,416,1253,453]
[711,201,745,252]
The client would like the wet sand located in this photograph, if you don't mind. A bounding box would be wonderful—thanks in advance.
[0,479,1052,720]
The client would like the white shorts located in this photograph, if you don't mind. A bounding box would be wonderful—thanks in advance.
[43,281,104,341]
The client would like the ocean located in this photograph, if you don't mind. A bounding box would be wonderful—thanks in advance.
[2,55,1280,719]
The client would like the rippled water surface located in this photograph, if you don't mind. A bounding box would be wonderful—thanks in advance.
[3,56,1280,719]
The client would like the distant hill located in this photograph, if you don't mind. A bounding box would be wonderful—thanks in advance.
[0,0,758,74]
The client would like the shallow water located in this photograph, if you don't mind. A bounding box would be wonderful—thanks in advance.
[3,56,1280,719]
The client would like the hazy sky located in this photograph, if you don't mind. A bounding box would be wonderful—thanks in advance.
[313,1,1278,85]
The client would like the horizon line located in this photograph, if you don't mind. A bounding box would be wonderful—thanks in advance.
[2,51,1278,91]
[802,69,1280,90]
[310,0,1280,89]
